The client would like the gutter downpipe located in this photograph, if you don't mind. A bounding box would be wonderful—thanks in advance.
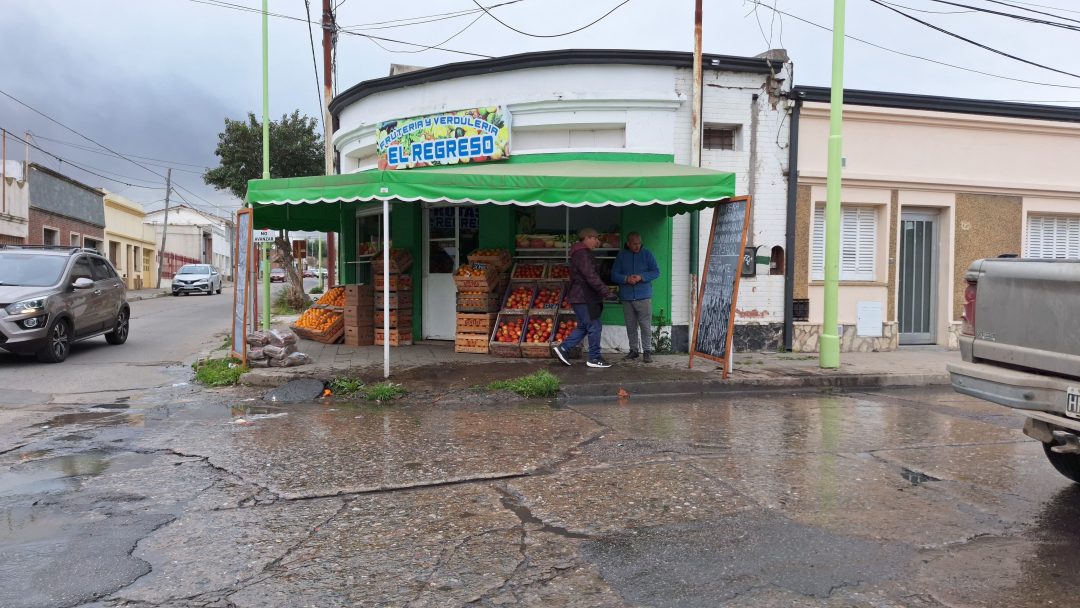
[783,96,801,351]
[689,0,703,333]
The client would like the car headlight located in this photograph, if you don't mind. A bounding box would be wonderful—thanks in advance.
[6,297,47,315]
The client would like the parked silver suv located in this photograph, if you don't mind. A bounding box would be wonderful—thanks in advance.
[0,246,129,363]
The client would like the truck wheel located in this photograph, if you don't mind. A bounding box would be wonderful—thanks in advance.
[1043,442,1080,484]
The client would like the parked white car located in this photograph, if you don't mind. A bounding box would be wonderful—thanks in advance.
[172,264,223,296]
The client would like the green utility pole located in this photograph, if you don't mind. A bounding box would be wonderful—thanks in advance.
[820,0,846,369]
[261,0,271,331]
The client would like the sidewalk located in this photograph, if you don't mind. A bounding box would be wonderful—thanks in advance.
[127,288,170,302]
[239,335,958,399]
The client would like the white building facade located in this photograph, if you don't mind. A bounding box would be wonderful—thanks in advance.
[144,205,232,287]
[331,49,793,351]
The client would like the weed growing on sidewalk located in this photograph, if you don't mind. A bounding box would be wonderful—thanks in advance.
[487,370,560,398]
[364,382,406,402]
[329,376,364,396]
[214,335,233,352]
[193,358,247,386]
[651,308,673,354]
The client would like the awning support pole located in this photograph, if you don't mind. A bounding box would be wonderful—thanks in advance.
[382,199,390,379]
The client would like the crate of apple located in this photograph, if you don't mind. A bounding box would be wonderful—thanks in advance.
[531,285,563,310]
[511,263,545,280]
[502,284,535,311]
[548,264,570,280]
[560,295,571,310]
[554,319,578,343]
[524,317,553,343]
[489,314,524,357]
[494,318,523,343]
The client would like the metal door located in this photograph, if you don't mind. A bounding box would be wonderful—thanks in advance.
[898,212,938,345]
[422,206,479,340]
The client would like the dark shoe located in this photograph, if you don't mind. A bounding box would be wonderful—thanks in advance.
[552,345,571,366]
[587,358,612,368]
[642,352,653,363]
[623,350,639,361]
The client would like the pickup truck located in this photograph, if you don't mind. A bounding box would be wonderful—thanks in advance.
[948,258,1080,483]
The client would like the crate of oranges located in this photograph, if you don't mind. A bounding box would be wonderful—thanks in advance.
[291,306,344,343]
[466,248,511,272]
[314,286,346,309]
[453,263,499,292]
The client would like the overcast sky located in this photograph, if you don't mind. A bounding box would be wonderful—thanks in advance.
[2,0,1078,217]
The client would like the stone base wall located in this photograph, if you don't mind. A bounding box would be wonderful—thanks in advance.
[670,323,784,353]
[793,322,899,353]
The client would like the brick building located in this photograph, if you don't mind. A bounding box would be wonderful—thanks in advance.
[26,163,105,251]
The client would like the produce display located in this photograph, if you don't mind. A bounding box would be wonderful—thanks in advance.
[455,264,489,277]
[471,248,506,258]
[524,317,554,343]
[532,286,561,309]
[357,242,378,256]
[494,318,523,343]
[512,264,544,279]
[316,286,345,307]
[504,286,533,309]
[294,307,340,332]
[561,295,571,309]
[548,264,570,279]
[554,319,578,342]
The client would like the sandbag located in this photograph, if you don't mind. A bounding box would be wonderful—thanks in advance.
[263,344,298,360]
[248,347,266,360]
[247,331,270,347]
[268,328,298,347]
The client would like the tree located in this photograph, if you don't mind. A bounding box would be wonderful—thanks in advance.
[205,111,323,309]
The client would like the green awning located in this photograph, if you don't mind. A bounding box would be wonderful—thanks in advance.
[247,154,737,230]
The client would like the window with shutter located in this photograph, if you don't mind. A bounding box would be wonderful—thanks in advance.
[1026,215,1080,260]
[811,205,878,281]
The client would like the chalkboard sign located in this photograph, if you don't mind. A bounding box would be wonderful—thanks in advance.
[231,209,253,365]
[690,197,752,377]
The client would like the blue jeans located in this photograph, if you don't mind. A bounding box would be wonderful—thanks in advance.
[561,303,602,361]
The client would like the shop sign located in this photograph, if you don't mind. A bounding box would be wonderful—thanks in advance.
[377,106,510,170]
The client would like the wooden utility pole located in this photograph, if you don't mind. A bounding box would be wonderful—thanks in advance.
[155,168,173,289]
[322,0,337,288]
[689,0,704,336]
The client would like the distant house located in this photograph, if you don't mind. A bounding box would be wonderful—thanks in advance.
[144,204,233,285]
[26,163,105,251]
[103,192,158,289]
[0,159,30,245]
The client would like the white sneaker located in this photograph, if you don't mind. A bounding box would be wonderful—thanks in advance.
[552,345,571,366]
[586,358,612,368]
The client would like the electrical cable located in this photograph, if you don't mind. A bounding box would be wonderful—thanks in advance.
[748,1,1080,90]
[878,0,975,14]
[868,0,1080,79]
[469,0,630,38]
[28,135,208,174]
[1,129,165,190]
[922,0,1080,28]
[374,13,486,55]
[338,0,527,32]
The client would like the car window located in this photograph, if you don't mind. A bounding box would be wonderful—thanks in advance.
[70,257,93,283]
[90,258,115,281]
[0,253,68,287]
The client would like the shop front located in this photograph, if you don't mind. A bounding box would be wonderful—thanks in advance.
[248,153,736,357]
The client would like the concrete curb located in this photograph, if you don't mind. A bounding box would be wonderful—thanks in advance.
[127,291,170,302]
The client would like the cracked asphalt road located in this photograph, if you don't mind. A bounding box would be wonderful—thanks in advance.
[2,383,1079,607]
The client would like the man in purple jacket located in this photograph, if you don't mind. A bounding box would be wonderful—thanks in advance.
[553,227,616,368]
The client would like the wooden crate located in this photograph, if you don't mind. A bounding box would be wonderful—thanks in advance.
[344,305,373,326]
[529,281,565,314]
[547,263,571,281]
[376,325,413,346]
[374,273,412,292]
[344,325,374,346]
[454,333,490,354]
[552,311,583,359]
[372,249,413,274]
[500,281,536,314]
[467,249,511,272]
[375,308,413,328]
[345,284,374,306]
[456,312,497,335]
[519,313,556,358]
[510,261,547,281]
[457,291,501,313]
[488,313,524,358]
[375,291,413,309]
[291,315,344,344]
[453,264,500,292]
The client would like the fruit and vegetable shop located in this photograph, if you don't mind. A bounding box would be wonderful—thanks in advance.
[248,141,736,358]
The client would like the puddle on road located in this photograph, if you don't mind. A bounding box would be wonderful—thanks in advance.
[901,467,941,486]
[0,451,159,498]
[39,411,143,429]
[0,507,86,544]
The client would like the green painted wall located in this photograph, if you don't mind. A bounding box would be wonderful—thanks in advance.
[598,207,673,329]
[479,206,514,249]
[339,205,357,285]
[388,203,423,341]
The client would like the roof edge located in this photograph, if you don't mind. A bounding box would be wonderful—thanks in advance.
[331,49,783,115]
[793,86,1080,124]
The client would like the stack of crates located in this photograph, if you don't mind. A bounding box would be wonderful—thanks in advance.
[343,285,374,346]
[374,272,413,346]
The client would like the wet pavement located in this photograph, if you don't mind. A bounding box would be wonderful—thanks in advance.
[1,384,1078,607]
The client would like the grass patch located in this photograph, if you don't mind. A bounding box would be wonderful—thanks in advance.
[486,370,560,398]
[213,334,233,352]
[193,357,247,386]
[364,382,406,402]
[309,286,324,294]
[271,287,309,315]
[329,376,365,395]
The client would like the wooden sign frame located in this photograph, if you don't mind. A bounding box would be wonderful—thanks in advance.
[689,196,753,378]
[231,208,253,365]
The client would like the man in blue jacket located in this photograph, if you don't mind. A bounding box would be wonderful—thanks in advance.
[611,232,660,363]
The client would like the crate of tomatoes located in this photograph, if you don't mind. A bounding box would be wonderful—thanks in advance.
[529,281,565,314]
[519,313,556,358]
[489,313,524,358]
[551,311,582,359]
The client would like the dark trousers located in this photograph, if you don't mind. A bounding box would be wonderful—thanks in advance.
[562,303,602,361]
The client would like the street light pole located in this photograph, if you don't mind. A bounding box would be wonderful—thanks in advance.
[820,0,846,369]
[261,0,271,331]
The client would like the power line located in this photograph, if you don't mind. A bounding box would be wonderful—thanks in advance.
[978,0,1080,22]
[27,135,208,174]
[374,12,486,56]
[338,0,527,32]
[868,0,1080,79]
[338,29,494,58]
[748,1,1080,90]
[998,0,1080,15]
[1,129,165,190]
[878,0,975,14]
[922,0,1080,28]
[469,0,630,38]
